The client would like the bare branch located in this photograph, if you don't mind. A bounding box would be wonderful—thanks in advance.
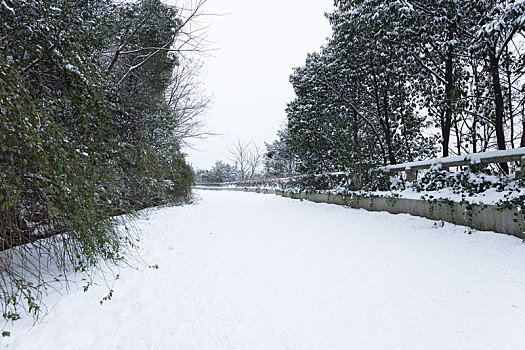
[227,139,252,181]
[107,9,152,73]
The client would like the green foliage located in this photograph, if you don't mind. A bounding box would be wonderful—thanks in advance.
[285,173,353,192]
[264,129,298,176]
[281,3,437,178]
[277,0,524,181]
[100,290,114,305]
[196,161,238,184]
[0,0,197,325]
[413,168,509,195]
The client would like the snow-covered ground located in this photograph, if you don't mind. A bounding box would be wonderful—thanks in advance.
[3,189,525,349]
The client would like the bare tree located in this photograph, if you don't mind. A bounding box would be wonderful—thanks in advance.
[228,139,251,181]
[228,140,266,181]
[165,57,212,146]
[247,144,265,180]
[106,0,211,85]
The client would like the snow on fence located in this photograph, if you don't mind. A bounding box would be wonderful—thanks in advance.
[373,147,525,181]
[198,148,525,187]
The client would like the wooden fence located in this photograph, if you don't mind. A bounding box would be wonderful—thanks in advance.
[198,147,525,186]
[373,147,525,181]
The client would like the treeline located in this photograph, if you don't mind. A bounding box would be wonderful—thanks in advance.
[195,161,238,184]
[1,0,203,321]
[267,0,525,177]
[195,139,266,183]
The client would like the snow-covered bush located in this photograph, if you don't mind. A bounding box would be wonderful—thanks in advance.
[1,0,197,328]
[413,167,510,196]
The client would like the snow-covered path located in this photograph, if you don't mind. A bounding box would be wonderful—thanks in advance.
[4,189,525,349]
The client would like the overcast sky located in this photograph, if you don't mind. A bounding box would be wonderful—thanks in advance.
[184,0,335,169]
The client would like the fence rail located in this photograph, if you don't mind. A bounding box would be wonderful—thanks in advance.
[197,147,525,187]
[373,147,525,181]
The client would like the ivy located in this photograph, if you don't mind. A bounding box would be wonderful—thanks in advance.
[1,0,196,327]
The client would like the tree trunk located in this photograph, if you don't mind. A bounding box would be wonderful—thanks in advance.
[488,47,509,174]
[385,128,396,165]
[471,60,480,154]
[442,22,455,158]
[454,115,461,155]
[443,59,453,157]
[472,117,477,153]
[383,83,397,165]
[400,111,414,162]
[505,49,515,148]
[352,109,359,155]
[520,121,525,147]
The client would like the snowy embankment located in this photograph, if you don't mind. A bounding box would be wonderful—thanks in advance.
[3,189,525,349]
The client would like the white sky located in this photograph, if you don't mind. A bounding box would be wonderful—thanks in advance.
[184,0,334,169]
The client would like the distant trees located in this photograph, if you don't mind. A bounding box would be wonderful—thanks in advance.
[228,139,264,181]
[1,0,208,323]
[247,144,265,180]
[195,140,266,184]
[196,161,238,183]
[274,0,525,178]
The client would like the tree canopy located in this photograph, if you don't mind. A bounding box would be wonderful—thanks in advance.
[1,0,205,323]
[271,0,525,180]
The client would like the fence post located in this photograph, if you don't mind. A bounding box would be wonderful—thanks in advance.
[516,156,525,179]
[353,173,361,190]
[405,167,416,182]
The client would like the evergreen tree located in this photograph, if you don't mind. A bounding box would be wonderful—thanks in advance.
[1,0,203,323]
[279,0,524,181]
[197,161,239,183]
